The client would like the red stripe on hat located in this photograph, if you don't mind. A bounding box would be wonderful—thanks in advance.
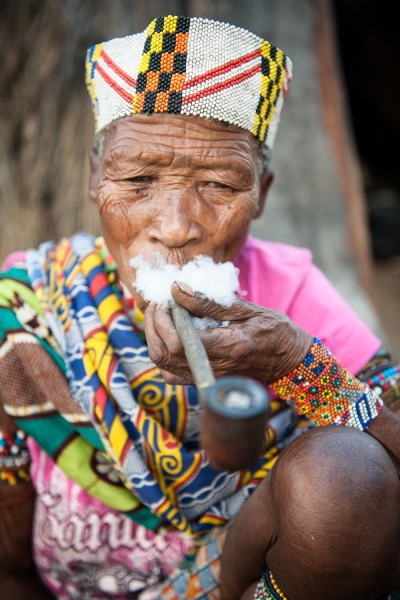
[184,48,261,90]
[101,50,136,88]
[96,63,133,104]
[182,63,261,106]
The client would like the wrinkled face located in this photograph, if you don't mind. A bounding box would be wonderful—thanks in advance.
[89,113,272,310]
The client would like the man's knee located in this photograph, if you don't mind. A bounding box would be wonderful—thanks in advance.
[267,426,400,600]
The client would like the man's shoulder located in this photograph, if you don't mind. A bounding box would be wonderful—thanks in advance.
[235,236,314,310]
[242,236,313,267]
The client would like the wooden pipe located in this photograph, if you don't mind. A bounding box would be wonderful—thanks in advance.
[171,301,270,471]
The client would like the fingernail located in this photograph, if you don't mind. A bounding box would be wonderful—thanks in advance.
[149,301,155,306]
[175,281,195,297]
[156,303,163,310]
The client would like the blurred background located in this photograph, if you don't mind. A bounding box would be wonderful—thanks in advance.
[0,0,399,357]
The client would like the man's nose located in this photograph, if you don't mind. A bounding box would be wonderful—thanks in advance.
[147,192,203,248]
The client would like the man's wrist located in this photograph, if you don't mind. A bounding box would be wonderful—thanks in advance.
[270,337,383,430]
[265,323,313,383]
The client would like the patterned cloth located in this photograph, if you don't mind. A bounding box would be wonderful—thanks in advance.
[160,524,230,600]
[85,15,292,149]
[28,437,193,600]
[0,233,298,538]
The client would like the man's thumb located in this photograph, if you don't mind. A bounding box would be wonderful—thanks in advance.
[172,281,242,321]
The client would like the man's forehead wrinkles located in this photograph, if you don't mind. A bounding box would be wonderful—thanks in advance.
[105,147,173,169]
[106,134,253,162]
[108,117,256,147]
[113,113,250,136]
[105,148,254,178]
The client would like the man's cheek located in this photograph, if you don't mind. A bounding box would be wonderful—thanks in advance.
[214,196,257,241]
[98,192,142,245]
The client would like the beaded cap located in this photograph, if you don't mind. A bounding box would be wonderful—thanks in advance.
[85,16,292,149]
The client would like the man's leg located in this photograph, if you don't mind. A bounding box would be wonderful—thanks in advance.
[221,426,400,600]
[267,426,400,600]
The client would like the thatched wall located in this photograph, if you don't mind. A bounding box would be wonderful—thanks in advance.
[0,0,185,259]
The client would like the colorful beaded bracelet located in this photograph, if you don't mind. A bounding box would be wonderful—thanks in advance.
[364,364,400,413]
[270,338,382,430]
[254,570,287,600]
[0,429,31,485]
[253,569,399,600]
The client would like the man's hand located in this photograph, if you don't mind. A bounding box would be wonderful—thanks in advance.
[144,282,312,385]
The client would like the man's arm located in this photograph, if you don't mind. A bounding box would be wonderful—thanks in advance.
[0,485,55,599]
[0,406,53,600]
[367,406,400,475]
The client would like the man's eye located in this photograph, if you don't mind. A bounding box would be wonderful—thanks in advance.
[126,176,152,184]
[208,181,230,189]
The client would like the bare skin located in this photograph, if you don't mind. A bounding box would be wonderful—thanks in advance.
[221,427,400,600]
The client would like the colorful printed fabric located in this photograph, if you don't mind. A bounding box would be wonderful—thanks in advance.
[270,338,383,429]
[28,437,194,600]
[0,232,288,536]
[0,262,159,528]
[85,16,292,149]
[160,523,230,600]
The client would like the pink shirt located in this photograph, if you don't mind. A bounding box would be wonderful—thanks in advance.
[234,237,380,375]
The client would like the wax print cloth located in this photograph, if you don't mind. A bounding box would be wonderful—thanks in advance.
[0,233,382,599]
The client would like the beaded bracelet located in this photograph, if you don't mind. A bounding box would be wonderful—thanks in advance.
[364,364,400,413]
[0,429,31,485]
[254,570,287,600]
[270,338,382,430]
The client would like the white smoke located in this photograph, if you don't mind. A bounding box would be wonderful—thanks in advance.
[130,254,240,316]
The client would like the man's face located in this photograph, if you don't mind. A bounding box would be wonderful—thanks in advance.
[89,113,272,310]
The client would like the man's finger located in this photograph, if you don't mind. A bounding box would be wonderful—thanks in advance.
[144,303,169,366]
[153,305,185,355]
[171,282,251,321]
[160,368,194,386]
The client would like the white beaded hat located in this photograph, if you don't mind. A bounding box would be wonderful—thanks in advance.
[86,15,292,149]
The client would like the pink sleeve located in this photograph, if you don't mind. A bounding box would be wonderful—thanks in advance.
[286,264,381,376]
[1,251,26,271]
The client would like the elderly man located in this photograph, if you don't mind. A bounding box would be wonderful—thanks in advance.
[1,15,400,600]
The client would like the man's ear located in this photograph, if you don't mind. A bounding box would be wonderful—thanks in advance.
[88,147,101,204]
[254,170,274,219]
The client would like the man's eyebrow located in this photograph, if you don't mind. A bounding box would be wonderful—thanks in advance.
[187,155,254,175]
[105,149,173,168]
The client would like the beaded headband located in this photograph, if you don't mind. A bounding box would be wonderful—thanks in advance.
[86,16,292,149]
